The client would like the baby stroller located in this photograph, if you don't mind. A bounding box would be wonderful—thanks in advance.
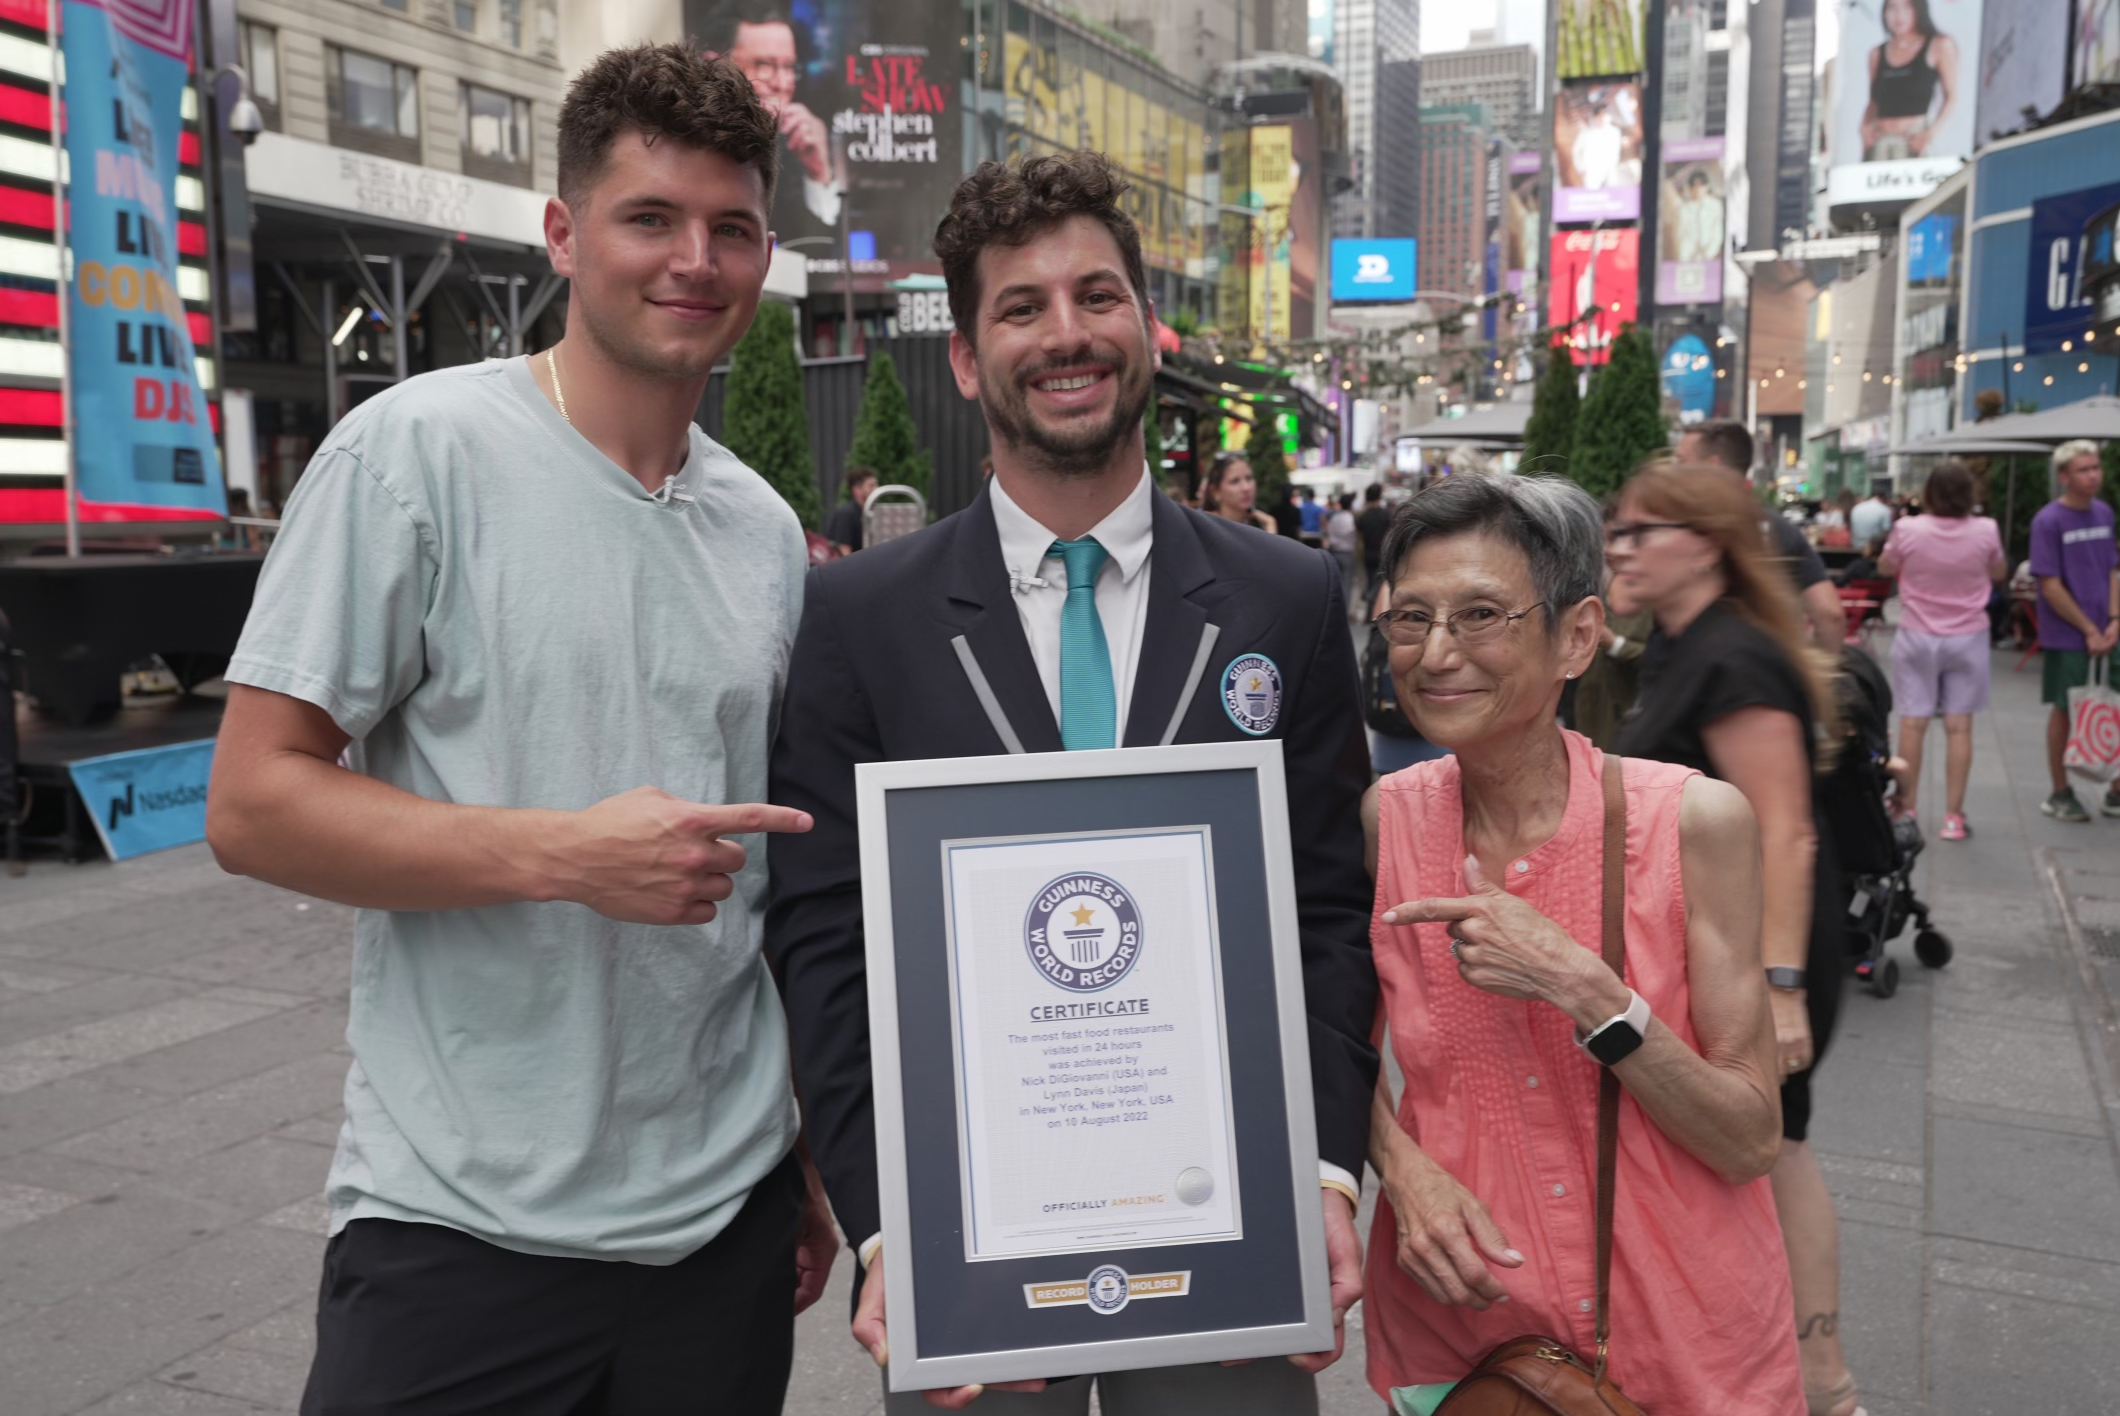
[1818,644,1953,998]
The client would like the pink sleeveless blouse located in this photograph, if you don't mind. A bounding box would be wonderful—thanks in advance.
[1365,731,1804,1415]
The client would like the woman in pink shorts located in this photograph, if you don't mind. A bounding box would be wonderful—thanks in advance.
[1880,460,2006,839]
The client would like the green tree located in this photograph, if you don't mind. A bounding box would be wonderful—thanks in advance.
[845,348,931,498]
[722,300,820,527]
[1246,409,1289,507]
[1521,339,1579,475]
[1570,325,1666,500]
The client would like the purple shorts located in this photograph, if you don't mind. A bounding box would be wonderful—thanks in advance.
[1890,628,1992,717]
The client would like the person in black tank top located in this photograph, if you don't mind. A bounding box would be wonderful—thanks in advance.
[1607,463,1869,1416]
[1860,0,1961,159]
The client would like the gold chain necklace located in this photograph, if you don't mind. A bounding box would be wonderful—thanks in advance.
[546,347,570,424]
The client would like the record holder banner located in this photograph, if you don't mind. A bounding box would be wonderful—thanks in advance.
[60,0,226,516]
[859,742,1332,1391]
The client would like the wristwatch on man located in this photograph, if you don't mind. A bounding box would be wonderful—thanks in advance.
[1764,967,1808,992]
[1575,988,1651,1066]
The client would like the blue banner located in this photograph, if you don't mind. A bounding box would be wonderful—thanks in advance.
[61,0,224,513]
[2022,182,2120,357]
[67,738,215,861]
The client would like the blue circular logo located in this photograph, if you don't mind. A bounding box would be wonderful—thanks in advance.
[1024,872,1143,992]
[1086,1264,1132,1315]
[1221,653,1282,735]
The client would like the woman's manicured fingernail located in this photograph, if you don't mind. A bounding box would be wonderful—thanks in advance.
[1504,1248,1525,1263]
[1380,910,1398,924]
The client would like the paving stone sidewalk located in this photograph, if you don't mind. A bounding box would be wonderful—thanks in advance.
[2,641,2116,1413]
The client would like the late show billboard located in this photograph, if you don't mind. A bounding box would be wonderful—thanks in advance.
[689,0,963,289]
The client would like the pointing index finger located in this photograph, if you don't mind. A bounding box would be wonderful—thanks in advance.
[686,803,815,838]
[1380,897,1482,927]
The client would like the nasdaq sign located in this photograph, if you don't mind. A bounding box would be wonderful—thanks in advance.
[1330,239,1417,302]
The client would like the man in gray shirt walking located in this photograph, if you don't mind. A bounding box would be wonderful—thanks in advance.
[207,43,833,1414]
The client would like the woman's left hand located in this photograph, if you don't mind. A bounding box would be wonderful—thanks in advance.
[1769,989,1813,1077]
[1382,856,1623,1021]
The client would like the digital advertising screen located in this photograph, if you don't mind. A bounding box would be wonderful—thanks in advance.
[1330,239,1418,302]
[1655,137,1724,306]
[1553,80,1644,223]
[1827,0,1985,214]
[1548,227,1640,364]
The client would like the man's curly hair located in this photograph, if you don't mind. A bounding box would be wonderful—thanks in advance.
[933,153,1149,344]
[558,42,779,209]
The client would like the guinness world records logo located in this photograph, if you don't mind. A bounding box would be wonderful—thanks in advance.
[1024,872,1143,991]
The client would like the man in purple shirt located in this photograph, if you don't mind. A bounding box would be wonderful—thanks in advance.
[2030,440,2120,822]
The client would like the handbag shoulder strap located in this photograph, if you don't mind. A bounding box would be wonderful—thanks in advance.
[1594,752,1626,1380]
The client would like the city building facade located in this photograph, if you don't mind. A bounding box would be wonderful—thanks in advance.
[1329,0,1417,241]
[1418,38,1537,154]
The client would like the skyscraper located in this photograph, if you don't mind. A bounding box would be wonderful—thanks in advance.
[1419,39,1539,153]
[1332,0,1420,239]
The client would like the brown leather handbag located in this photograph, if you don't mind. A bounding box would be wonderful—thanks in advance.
[1435,755,1646,1416]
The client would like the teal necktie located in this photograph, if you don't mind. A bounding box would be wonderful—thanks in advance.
[1051,538,1116,751]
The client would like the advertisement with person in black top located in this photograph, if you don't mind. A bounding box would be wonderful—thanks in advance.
[1606,463,1865,1416]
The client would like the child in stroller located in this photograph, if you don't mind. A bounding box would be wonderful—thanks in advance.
[1817,643,1954,997]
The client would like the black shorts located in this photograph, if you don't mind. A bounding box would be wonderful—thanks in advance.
[1781,856,1848,1143]
[300,1151,803,1416]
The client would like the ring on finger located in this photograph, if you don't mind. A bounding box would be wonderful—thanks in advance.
[1448,937,1465,961]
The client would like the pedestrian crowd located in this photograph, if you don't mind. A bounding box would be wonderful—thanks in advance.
[202,42,2118,1416]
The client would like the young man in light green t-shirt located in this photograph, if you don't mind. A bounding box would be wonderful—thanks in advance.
[209,42,835,1415]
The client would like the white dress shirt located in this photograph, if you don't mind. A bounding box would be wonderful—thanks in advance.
[988,465,1156,742]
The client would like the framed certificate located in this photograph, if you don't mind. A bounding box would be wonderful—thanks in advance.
[858,740,1333,1392]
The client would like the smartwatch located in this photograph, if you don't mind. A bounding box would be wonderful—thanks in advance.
[1575,989,1651,1067]
[1764,967,1808,991]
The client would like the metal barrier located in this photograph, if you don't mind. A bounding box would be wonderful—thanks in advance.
[863,485,928,548]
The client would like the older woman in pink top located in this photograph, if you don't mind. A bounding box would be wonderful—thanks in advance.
[1360,474,1803,1414]
[1879,459,2006,840]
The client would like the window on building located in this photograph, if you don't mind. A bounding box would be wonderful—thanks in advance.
[454,0,477,32]
[328,47,420,159]
[239,21,280,129]
[380,0,407,12]
[498,0,523,48]
[461,83,532,184]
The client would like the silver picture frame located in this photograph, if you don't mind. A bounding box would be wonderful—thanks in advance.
[857,739,1334,1393]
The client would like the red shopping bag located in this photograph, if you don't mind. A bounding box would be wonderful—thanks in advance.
[2064,659,2120,787]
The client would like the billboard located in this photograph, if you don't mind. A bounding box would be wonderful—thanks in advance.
[1503,150,1541,292]
[1330,239,1417,301]
[1655,137,1724,306]
[2081,0,2120,86]
[1548,228,1640,364]
[1556,0,1645,79]
[63,0,225,516]
[1827,0,1985,212]
[1663,333,1717,422]
[689,0,962,288]
[2022,182,2120,354]
[1973,2,2069,143]
[1553,80,1644,223]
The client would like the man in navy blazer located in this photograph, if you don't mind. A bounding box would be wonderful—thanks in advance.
[767,152,1376,1412]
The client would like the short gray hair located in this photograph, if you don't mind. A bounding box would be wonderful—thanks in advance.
[1375,473,1605,628]
[2054,439,2103,474]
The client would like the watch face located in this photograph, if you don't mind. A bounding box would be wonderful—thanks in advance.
[1586,1020,1644,1067]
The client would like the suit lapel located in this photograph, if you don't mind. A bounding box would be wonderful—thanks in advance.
[948,487,1065,754]
[1123,495,1219,747]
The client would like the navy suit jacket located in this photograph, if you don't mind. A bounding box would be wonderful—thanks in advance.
[765,483,1378,1247]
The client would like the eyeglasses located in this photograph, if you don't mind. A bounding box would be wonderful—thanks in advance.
[1603,520,1693,549]
[741,58,800,82]
[1371,602,1547,649]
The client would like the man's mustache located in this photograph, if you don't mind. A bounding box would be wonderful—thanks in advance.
[1013,355,1122,390]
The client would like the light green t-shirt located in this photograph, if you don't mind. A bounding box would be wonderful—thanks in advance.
[227,357,806,1264]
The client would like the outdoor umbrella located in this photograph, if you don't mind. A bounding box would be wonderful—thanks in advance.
[1972,394,2120,444]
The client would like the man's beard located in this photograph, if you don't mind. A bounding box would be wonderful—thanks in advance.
[980,350,1152,477]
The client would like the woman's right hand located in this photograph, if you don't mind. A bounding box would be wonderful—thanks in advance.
[1381,1142,1524,1310]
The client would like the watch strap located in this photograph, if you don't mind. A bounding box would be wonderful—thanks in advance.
[1764,966,1808,991]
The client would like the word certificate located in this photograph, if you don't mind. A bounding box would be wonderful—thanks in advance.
[942,826,1242,1261]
